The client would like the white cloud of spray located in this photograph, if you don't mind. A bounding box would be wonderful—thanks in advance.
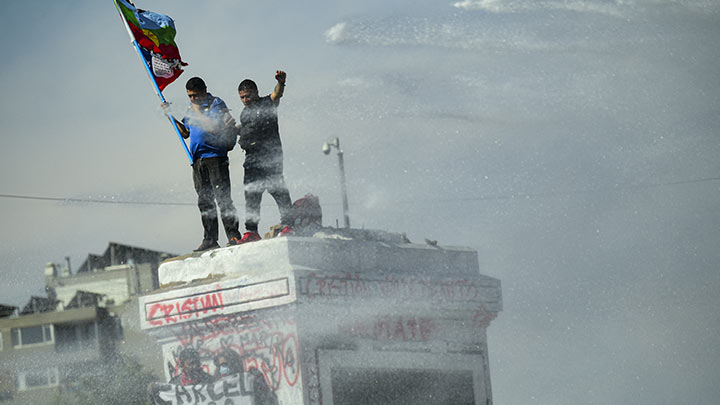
[453,0,625,16]
[1,0,719,404]
[324,17,585,52]
[326,0,719,53]
[452,0,720,15]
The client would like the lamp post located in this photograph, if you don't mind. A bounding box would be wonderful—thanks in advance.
[323,137,351,228]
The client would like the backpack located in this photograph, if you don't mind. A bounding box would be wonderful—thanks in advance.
[218,100,238,152]
[223,125,238,152]
[291,194,322,228]
[206,96,238,151]
[264,194,323,238]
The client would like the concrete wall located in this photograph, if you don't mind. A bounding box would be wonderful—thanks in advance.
[140,235,502,404]
[46,263,157,308]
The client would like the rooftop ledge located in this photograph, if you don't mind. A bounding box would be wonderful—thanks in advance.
[158,229,483,288]
[141,230,502,331]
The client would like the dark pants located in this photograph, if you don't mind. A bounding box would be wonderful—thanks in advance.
[192,157,241,243]
[243,165,292,232]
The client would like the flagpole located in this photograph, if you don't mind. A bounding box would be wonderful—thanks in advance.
[112,0,194,165]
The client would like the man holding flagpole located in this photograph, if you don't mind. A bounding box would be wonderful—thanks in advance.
[171,77,243,251]
[116,1,242,250]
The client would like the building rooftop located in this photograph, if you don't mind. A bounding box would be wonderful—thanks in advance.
[0,304,17,319]
[74,242,176,274]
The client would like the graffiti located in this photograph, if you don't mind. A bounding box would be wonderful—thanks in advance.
[302,272,369,297]
[167,313,299,393]
[300,273,492,304]
[243,333,299,391]
[144,279,291,328]
[148,291,224,326]
[472,303,497,328]
[151,373,254,405]
[339,315,436,342]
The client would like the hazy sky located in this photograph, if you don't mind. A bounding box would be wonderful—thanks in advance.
[1,0,719,403]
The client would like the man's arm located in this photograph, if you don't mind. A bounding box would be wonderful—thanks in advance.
[270,70,286,106]
[162,102,190,138]
[221,109,236,130]
[173,116,190,139]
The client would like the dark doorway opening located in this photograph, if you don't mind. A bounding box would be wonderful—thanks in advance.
[331,368,475,405]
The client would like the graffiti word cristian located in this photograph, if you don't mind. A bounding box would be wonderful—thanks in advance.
[145,279,290,327]
[148,291,224,326]
[300,272,498,304]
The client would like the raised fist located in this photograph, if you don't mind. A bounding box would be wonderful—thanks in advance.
[275,70,286,84]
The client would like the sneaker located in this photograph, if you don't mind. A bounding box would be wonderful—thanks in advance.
[279,225,293,236]
[237,231,261,244]
[194,240,220,252]
[226,236,242,247]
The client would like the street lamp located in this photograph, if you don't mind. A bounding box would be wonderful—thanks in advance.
[322,137,351,228]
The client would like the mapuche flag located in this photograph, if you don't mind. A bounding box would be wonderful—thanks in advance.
[116,0,187,91]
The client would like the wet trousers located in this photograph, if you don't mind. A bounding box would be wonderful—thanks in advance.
[243,164,292,233]
[192,157,241,243]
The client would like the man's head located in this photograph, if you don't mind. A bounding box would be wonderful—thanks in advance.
[186,77,208,105]
[213,349,242,376]
[178,347,202,372]
[238,79,259,106]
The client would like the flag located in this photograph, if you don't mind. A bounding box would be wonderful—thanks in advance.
[117,0,187,91]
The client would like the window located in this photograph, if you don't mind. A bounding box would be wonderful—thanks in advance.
[54,322,98,352]
[15,368,59,391]
[11,325,54,348]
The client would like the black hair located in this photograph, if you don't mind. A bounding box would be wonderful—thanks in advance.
[186,77,207,92]
[213,349,243,374]
[178,347,200,363]
[238,79,258,92]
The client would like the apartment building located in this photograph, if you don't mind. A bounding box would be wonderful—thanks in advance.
[0,242,176,403]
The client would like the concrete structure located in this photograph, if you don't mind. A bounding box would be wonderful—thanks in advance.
[139,232,502,404]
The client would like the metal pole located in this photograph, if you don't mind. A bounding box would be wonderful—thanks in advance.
[323,137,351,228]
[336,144,351,229]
